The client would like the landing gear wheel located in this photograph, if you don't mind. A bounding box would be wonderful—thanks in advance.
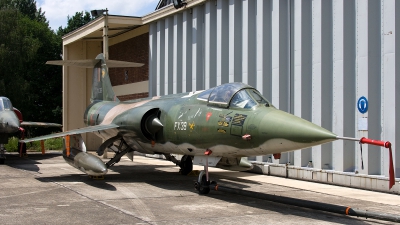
[179,155,193,175]
[194,174,210,194]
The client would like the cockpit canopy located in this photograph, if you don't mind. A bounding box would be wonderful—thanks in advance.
[197,83,271,109]
[0,97,13,111]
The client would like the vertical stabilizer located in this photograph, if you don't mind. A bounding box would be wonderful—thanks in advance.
[91,54,118,102]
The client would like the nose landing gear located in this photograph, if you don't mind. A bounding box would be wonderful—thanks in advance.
[194,149,217,195]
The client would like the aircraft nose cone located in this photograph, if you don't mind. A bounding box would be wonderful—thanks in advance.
[260,110,336,151]
[8,120,20,132]
[2,114,20,133]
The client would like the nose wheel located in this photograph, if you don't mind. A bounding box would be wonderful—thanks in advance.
[194,171,213,194]
[194,149,217,195]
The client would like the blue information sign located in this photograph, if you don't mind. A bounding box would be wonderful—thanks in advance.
[357,96,368,114]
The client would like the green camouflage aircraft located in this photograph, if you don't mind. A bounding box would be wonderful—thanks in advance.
[0,97,62,163]
[22,53,396,194]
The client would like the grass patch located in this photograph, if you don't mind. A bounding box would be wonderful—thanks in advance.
[4,137,19,152]
[44,137,63,150]
[5,137,63,152]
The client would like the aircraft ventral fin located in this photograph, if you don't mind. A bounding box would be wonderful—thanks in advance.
[46,59,144,68]
[21,124,119,143]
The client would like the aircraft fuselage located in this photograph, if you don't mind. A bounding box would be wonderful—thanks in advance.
[84,90,336,158]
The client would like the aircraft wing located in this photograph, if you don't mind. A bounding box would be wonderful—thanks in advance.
[21,124,119,143]
[21,121,62,128]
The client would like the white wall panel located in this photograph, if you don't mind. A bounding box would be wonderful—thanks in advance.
[332,0,344,171]
[311,0,322,169]
[216,0,229,86]
[271,0,280,110]
[192,7,199,91]
[256,0,264,92]
[356,0,369,175]
[156,21,163,96]
[228,0,235,83]
[293,0,303,167]
[181,11,192,93]
[149,24,157,97]
[242,0,249,84]
[381,0,396,178]
[172,14,179,94]
[205,1,217,89]
[396,0,400,178]
[164,17,172,95]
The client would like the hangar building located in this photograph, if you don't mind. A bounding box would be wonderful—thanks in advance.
[61,0,399,193]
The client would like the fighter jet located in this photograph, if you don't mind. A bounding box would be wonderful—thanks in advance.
[0,96,62,163]
[22,53,395,194]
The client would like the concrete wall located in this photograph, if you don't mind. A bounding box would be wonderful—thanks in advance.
[148,0,399,187]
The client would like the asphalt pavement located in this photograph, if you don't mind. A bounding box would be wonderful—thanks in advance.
[0,151,399,225]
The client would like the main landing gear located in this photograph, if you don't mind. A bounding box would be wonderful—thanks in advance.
[163,154,193,175]
[101,138,133,168]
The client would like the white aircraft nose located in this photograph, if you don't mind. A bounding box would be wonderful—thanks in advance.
[0,112,20,133]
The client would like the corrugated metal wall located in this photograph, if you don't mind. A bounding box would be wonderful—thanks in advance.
[148,0,399,179]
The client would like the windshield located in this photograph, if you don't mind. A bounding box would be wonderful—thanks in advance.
[0,97,12,111]
[229,89,272,109]
[197,88,214,101]
[249,90,270,106]
[207,83,247,108]
[229,90,256,109]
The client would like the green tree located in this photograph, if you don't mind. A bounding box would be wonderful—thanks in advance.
[0,1,94,137]
[57,11,93,36]
[0,0,46,22]
[0,0,62,136]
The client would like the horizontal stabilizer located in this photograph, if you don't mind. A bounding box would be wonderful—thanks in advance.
[21,124,119,143]
[21,121,62,128]
[46,59,144,68]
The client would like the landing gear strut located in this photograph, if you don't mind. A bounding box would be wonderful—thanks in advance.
[194,149,216,195]
[194,171,212,194]
[104,139,133,168]
[0,144,5,164]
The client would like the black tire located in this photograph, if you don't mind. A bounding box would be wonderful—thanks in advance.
[179,155,193,175]
[198,174,210,195]
[0,158,4,165]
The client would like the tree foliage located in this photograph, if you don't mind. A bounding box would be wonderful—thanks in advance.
[0,1,94,136]
[57,11,93,36]
[0,0,62,136]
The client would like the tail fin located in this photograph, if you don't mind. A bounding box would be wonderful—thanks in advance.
[91,54,117,102]
[46,53,144,103]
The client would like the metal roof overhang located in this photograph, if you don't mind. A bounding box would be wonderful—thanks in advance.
[61,0,209,46]
[142,0,206,24]
[62,15,143,45]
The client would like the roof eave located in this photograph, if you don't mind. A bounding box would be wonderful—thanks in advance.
[142,0,207,24]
